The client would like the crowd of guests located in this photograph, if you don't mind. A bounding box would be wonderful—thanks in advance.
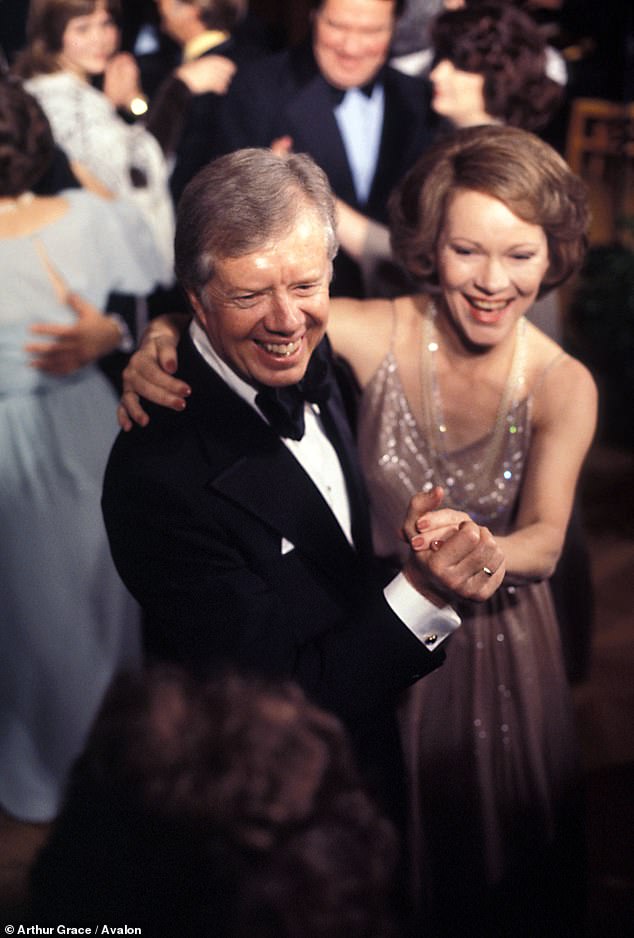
[0,1,613,935]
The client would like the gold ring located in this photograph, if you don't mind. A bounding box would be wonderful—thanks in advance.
[482,566,494,577]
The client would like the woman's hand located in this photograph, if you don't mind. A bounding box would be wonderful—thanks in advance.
[410,505,473,552]
[25,293,123,375]
[104,52,145,110]
[176,55,237,95]
[402,488,505,603]
[117,315,191,431]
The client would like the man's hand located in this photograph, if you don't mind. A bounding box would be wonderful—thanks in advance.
[117,315,190,430]
[402,489,505,603]
[176,55,237,95]
[25,293,122,376]
[270,135,294,156]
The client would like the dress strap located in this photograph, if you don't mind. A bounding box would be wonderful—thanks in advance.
[389,298,399,352]
[531,350,569,398]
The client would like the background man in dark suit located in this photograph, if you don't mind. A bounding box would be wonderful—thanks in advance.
[102,149,504,830]
[146,0,264,204]
[219,0,433,296]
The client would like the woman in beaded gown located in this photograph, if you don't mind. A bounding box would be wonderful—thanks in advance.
[116,126,597,937]
[343,128,597,936]
[0,80,169,834]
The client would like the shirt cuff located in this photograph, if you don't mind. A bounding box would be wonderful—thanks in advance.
[384,572,461,650]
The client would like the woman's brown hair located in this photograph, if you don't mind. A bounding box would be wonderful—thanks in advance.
[431,1,563,132]
[0,78,55,196]
[12,0,121,79]
[389,124,589,297]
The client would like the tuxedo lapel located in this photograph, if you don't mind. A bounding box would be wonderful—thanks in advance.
[367,70,430,220]
[317,363,374,559]
[179,335,360,588]
[285,77,358,208]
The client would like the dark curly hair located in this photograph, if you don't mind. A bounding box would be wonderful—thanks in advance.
[389,124,589,297]
[430,1,563,131]
[12,0,121,79]
[31,667,398,937]
[0,78,55,196]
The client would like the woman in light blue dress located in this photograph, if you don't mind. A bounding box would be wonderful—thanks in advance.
[0,80,169,828]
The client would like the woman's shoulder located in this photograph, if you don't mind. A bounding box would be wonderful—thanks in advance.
[328,295,391,334]
[327,296,393,387]
[525,320,588,380]
[328,294,427,388]
[25,70,80,97]
[60,188,149,234]
[26,71,108,112]
[330,293,422,324]
[57,187,106,216]
[525,321,597,419]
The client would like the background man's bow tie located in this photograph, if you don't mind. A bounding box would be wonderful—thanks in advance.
[328,79,377,106]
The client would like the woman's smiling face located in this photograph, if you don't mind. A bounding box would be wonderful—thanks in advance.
[437,188,550,346]
[58,2,118,78]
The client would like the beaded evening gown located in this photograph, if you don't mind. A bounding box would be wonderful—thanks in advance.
[357,305,582,937]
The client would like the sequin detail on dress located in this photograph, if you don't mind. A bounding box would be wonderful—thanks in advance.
[358,313,530,558]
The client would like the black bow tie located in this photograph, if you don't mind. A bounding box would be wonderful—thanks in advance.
[328,78,378,107]
[255,341,333,441]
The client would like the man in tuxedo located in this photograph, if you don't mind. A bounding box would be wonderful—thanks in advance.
[219,0,433,296]
[146,0,270,204]
[102,149,504,828]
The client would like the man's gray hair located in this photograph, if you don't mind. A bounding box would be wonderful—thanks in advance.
[175,149,339,299]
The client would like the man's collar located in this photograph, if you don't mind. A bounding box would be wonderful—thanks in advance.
[183,30,231,62]
[189,320,335,441]
[190,319,259,411]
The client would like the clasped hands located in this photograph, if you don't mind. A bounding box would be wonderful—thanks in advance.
[401,487,505,604]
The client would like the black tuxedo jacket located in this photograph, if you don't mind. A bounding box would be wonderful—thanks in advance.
[103,334,443,819]
[147,36,258,205]
[219,39,433,296]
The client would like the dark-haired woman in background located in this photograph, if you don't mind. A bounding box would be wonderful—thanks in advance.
[427,0,563,133]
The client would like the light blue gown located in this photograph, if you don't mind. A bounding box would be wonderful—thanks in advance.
[0,190,169,821]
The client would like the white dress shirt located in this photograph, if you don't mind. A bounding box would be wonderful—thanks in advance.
[334,85,385,204]
[191,320,460,649]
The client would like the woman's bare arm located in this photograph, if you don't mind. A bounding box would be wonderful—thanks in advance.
[492,354,597,580]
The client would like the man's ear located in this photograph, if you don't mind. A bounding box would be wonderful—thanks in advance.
[186,289,206,324]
